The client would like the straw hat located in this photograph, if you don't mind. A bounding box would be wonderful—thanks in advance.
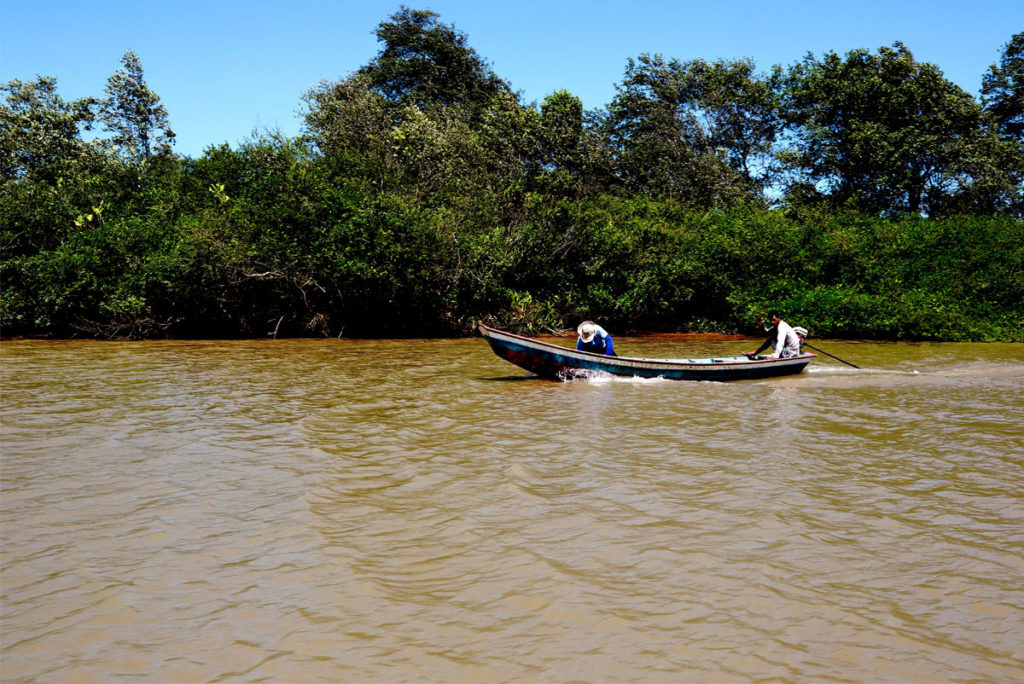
[577,321,597,343]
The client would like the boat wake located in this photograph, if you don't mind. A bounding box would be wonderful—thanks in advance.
[807,366,920,376]
[557,368,670,383]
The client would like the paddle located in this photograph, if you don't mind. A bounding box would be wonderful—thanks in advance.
[801,342,860,369]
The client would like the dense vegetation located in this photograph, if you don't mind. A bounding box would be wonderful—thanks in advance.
[3,9,1022,341]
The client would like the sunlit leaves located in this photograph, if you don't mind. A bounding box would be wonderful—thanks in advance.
[358,7,511,110]
[99,50,175,165]
[602,54,779,206]
[982,31,1024,141]
[0,76,97,180]
[781,42,1016,215]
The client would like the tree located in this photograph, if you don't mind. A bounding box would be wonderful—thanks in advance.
[356,6,512,112]
[536,90,611,195]
[539,90,584,170]
[302,74,400,185]
[0,76,96,180]
[603,54,707,200]
[678,59,784,195]
[928,125,1024,216]
[602,54,777,207]
[99,50,175,164]
[304,8,542,201]
[782,42,997,215]
[982,31,1024,141]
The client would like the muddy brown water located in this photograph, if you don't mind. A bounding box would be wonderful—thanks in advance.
[2,337,1022,682]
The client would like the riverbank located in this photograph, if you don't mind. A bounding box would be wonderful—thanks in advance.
[4,195,1022,343]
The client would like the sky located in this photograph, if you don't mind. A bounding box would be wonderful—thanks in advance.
[3,0,1022,158]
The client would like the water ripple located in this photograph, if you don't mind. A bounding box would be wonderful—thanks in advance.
[2,338,1022,681]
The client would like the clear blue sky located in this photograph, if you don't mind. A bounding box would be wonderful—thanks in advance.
[3,0,1021,158]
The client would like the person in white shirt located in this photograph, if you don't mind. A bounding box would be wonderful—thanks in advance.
[743,312,802,359]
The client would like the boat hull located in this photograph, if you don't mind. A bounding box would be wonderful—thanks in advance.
[479,323,814,381]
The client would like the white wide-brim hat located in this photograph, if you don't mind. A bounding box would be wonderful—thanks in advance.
[578,321,596,343]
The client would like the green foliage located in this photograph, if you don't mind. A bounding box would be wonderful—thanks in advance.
[782,42,1020,216]
[601,54,779,205]
[982,31,1024,141]
[99,50,175,164]
[358,6,512,110]
[536,91,612,197]
[1,76,98,181]
[3,10,1023,342]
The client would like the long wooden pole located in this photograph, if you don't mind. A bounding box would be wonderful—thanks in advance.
[803,342,860,369]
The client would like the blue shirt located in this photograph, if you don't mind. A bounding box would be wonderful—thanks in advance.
[576,331,615,355]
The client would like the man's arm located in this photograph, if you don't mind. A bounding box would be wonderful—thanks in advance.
[746,329,775,357]
[603,335,615,356]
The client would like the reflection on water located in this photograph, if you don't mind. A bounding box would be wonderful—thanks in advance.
[2,337,1023,682]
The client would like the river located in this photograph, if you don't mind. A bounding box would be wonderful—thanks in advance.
[2,336,1022,682]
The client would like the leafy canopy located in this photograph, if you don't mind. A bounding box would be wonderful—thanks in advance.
[99,50,175,164]
[783,42,994,215]
[356,6,512,110]
[982,31,1024,141]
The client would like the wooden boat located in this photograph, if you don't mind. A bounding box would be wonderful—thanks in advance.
[478,323,815,381]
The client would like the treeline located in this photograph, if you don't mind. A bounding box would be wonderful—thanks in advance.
[2,8,1022,341]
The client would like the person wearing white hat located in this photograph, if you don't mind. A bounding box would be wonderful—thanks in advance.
[576,320,616,356]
